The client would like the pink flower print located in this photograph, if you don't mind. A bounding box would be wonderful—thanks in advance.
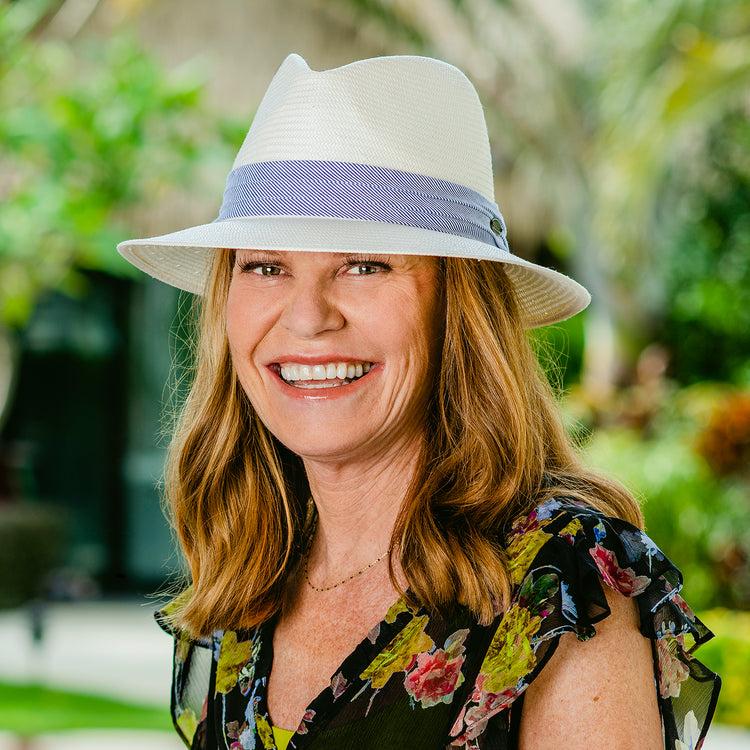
[508,510,542,541]
[330,671,348,701]
[589,544,650,596]
[657,636,691,699]
[404,649,465,708]
[224,720,246,750]
[673,593,696,620]
[296,708,316,735]
[450,706,467,738]
[451,688,517,744]
[469,673,486,703]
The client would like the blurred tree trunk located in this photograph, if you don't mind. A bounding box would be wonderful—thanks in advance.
[0,325,19,437]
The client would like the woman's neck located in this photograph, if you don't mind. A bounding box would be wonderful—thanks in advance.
[301,439,421,577]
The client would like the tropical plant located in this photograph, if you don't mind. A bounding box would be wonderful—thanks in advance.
[0,0,240,430]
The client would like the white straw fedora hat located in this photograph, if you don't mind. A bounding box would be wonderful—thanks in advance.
[118,53,589,327]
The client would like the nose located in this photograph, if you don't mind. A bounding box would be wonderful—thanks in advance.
[280,278,345,339]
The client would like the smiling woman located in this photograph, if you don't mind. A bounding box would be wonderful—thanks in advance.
[117,55,719,750]
[226,250,442,463]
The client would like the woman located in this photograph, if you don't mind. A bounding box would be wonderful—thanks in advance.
[118,55,719,749]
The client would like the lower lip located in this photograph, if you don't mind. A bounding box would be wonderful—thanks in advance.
[269,366,378,401]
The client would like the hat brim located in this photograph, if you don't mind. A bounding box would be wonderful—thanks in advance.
[117,216,589,328]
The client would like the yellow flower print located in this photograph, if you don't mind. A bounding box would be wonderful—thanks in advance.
[215,630,257,695]
[479,604,543,694]
[175,708,198,742]
[384,595,418,624]
[161,586,193,618]
[175,631,193,664]
[361,615,434,689]
[558,517,583,544]
[506,528,552,585]
[256,714,276,749]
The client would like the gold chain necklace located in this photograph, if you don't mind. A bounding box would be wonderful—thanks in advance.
[303,522,389,592]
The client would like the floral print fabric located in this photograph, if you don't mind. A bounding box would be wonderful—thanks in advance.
[157,498,720,750]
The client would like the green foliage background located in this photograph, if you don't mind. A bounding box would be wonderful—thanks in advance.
[0,0,241,328]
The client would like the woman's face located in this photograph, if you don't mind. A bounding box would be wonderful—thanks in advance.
[226,250,443,465]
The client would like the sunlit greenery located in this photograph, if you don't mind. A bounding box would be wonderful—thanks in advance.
[0,681,171,732]
[698,609,750,728]
[0,0,239,328]
[655,110,750,384]
[0,0,244,432]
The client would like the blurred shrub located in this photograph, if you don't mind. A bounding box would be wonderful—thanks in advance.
[697,393,750,477]
[578,383,750,611]
[698,608,750,728]
[0,502,66,608]
[655,110,750,385]
[0,0,243,329]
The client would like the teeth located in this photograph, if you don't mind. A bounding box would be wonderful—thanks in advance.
[279,361,373,385]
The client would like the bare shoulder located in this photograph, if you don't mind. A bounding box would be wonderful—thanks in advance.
[518,586,664,750]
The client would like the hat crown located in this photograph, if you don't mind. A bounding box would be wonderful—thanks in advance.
[118,53,591,326]
[233,54,495,201]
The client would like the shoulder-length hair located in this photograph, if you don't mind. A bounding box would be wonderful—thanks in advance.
[166,251,642,636]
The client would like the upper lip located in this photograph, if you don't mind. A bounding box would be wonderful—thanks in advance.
[264,355,373,366]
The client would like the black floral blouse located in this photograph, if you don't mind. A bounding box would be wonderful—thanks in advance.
[156,498,720,750]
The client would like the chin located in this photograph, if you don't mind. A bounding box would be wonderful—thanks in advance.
[280,435,365,464]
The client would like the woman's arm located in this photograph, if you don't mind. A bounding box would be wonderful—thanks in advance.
[519,586,664,750]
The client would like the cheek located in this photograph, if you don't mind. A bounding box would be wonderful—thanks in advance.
[225,293,246,360]
[225,284,267,371]
[386,300,443,386]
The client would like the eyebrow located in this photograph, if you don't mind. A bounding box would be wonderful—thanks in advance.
[234,249,284,257]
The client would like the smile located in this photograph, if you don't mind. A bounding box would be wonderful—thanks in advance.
[277,361,372,389]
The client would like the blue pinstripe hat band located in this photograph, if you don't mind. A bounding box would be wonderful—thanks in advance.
[217,160,510,253]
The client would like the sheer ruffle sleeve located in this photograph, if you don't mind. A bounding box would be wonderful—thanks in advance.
[155,593,214,750]
[448,498,720,749]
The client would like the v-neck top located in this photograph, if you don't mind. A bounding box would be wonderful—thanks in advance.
[271,726,294,750]
[156,498,720,749]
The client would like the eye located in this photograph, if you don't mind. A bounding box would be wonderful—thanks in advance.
[236,260,285,276]
[252,264,284,277]
[348,265,378,275]
[344,259,391,276]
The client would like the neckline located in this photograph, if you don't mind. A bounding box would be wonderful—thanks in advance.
[253,593,421,741]
[272,725,295,737]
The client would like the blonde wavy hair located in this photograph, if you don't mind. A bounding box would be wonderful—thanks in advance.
[166,251,642,636]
